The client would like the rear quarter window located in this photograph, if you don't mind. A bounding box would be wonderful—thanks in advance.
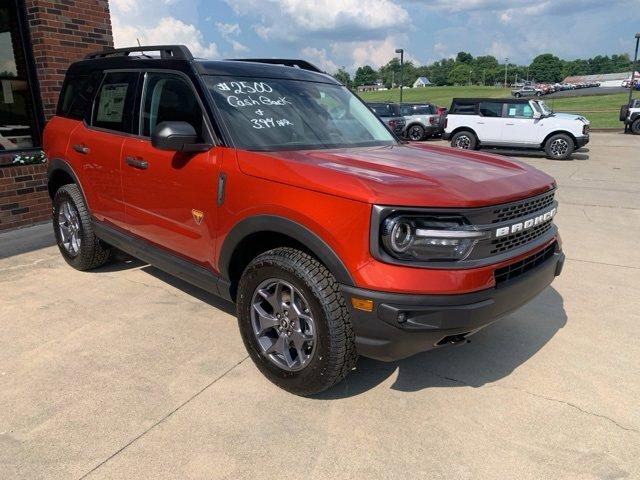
[57,71,102,120]
[450,102,477,115]
[90,72,140,133]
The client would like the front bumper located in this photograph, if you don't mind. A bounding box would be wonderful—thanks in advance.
[341,250,564,362]
[576,135,589,148]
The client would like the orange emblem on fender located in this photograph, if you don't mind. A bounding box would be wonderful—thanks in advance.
[192,209,204,225]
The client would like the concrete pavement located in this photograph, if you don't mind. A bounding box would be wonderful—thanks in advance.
[1,132,639,479]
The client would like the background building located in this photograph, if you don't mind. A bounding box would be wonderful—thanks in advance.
[0,0,112,232]
[563,71,640,88]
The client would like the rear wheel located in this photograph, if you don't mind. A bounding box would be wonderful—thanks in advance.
[544,133,574,160]
[52,184,111,270]
[450,130,477,150]
[236,247,357,396]
[514,92,521,98]
[407,124,425,141]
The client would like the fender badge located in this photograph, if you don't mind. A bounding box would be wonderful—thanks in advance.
[192,209,205,225]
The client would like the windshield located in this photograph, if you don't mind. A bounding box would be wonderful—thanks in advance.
[205,76,396,151]
[535,101,552,116]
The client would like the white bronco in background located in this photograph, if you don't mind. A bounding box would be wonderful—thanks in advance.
[443,97,589,160]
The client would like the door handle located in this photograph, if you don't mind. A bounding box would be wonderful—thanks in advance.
[505,123,515,125]
[477,121,485,124]
[72,144,90,154]
[125,156,149,170]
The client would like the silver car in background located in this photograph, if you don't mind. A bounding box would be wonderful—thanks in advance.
[400,103,443,141]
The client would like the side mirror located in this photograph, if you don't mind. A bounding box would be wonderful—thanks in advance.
[533,111,541,119]
[151,121,212,153]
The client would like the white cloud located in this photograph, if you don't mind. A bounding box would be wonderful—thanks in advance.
[215,22,249,53]
[112,16,219,58]
[227,0,409,40]
[301,47,338,73]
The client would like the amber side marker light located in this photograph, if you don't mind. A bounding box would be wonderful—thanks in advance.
[351,297,374,312]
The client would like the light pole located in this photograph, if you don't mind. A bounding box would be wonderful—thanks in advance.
[504,57,509,88]
[629,33,640,106]
[395,48,404,104]
[469,67,473,86]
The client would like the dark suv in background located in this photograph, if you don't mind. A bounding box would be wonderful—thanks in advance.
[367,102,406,136]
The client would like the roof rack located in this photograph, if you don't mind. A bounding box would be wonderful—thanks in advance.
[227,58,324,73]
[85,45,193,61]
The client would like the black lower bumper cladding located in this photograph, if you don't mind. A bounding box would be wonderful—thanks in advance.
[341,247,564,361]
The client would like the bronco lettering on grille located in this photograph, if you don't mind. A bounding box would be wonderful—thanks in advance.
[495,207,557,238]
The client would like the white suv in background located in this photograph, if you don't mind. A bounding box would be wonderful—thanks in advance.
[443,98,589,160]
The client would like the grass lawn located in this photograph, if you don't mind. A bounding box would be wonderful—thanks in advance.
[358,86,629,129]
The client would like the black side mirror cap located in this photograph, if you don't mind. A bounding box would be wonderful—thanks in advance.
[151,121,212,152]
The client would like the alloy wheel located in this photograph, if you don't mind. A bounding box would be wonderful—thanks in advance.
[57,200,81,256]
[550,138,569,157]
[454,135,471,149]
[408,126,424,141]
[251,279,316,371]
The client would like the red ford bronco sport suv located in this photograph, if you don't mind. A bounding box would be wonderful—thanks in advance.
[44,45,564,395]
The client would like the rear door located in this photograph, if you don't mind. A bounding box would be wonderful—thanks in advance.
[120,71,221,266]
[475,101,504,144]
[66,71,140,228]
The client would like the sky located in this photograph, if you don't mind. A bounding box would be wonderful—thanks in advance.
[110,0,640,73]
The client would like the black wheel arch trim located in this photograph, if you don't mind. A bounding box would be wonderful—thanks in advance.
[218,215,355,286]
[47,158,89,204]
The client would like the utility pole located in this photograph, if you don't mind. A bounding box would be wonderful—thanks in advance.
[395,48,404,104]
[629,33,640,106]
[469,67,473,86]
[504,57,509,88]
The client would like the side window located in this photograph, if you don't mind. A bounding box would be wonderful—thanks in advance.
[505,103,534,119]
[91,72,139,133]
[479,102,503,117]
[57,71,102,120]
[141,73,204,139]
[451,102,476,115]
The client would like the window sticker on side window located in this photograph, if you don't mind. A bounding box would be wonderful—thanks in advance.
[508,107,517,116]
[96,83,129,123]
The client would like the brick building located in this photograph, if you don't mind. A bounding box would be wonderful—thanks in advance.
[0,0,113,231]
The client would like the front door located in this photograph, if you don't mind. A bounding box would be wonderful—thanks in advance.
[121,72,221,267]
[502,102,538,145]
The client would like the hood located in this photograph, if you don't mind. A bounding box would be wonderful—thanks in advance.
[236,143,555,207]
[551,112,589,124]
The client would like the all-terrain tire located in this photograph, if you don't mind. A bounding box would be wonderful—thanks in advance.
[450,130,477,150]
[52,184,111,270]
[406,124,426,141]
[631,118,640,135]
[619,104,630,122]
[544,133,574,160]
[236,247,357,396]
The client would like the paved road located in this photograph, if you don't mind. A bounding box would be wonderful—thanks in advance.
[542,86,627,99]
[1,133,639,479]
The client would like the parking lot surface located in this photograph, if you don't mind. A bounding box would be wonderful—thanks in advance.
[1,132,639,479]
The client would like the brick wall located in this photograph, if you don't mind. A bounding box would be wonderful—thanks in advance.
[25,0,113,119]
[0,0,113,232]
[0,163,50,231]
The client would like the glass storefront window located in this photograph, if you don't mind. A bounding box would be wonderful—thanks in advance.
[0,2,40,152]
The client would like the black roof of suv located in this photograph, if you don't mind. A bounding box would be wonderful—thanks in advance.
[70,44,337,84]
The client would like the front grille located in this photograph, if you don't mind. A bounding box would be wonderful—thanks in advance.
[494,242,557,285]
[491,191,555,223]
[490,222,553,254]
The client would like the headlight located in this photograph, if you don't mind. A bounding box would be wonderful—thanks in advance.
[381,215,487,261]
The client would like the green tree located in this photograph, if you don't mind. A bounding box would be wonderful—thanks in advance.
[448,63,474,85]
[529,53,563,83]
[333,68,352,88]
[353,65,378,87]
[455,51,473,64]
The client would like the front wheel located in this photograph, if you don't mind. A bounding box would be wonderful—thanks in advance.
[544,133,574,160]
[450,130,477,150]
[631,118,640,135]
[236,248,357,396]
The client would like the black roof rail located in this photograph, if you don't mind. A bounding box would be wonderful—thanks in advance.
[85,45,193,61]
[227,58,324,73]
